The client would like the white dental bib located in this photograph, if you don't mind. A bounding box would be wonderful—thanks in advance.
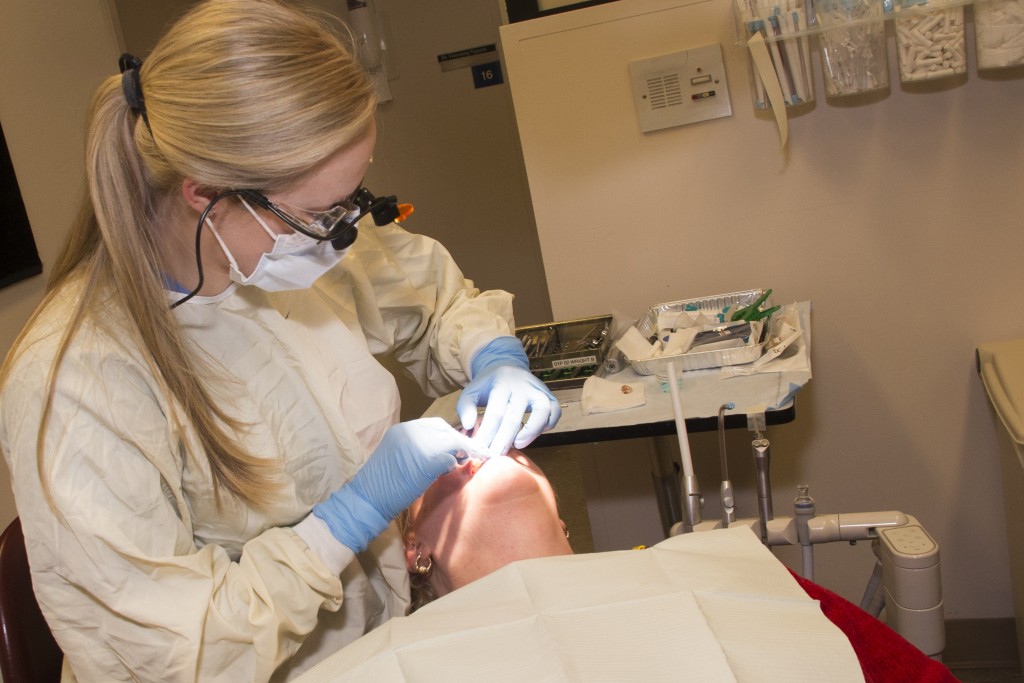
[294,526,863,683]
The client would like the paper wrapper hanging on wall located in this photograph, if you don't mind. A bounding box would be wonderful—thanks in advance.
[748,32,789,147]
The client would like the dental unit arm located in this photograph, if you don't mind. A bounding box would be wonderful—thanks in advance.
[662,371,944,658]
[667,361,703,530]
[717,402,736,528]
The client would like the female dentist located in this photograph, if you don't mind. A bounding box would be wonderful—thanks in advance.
[0,1,559,681]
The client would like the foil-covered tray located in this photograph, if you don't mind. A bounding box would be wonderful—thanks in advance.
[630,289,771,374]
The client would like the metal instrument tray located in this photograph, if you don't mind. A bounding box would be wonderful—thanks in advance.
[630,289,771,375]
[516,314,613,390]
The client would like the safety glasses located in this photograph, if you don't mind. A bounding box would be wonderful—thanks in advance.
[173,186,405,308]
[238,187,364,247]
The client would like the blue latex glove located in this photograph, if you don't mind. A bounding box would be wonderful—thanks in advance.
[456,335,561,455]
[312,418,481,553]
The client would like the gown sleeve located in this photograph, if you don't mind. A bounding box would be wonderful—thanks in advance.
[313,220,516,398]
[0,325,346,683]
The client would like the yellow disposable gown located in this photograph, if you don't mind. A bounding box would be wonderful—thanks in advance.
[0,221,515,682]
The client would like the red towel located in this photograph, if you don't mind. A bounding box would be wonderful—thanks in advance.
[791,571,959,682]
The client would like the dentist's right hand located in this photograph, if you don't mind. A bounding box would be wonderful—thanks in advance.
[313,418,479,553]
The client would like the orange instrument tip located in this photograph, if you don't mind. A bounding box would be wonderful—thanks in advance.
[395,204,414,223]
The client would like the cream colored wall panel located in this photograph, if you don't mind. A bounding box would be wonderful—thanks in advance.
[0,0,122,532]
[502,0,1024,617]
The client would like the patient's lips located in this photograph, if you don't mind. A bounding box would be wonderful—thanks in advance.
[450,458,485,479]
[465,454,511,478]
[440,453,530,495]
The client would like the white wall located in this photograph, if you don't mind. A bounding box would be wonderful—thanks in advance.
[501,0,1024,618]
[351,0,556,417]
[0,11,119,682]
[0,0,123,532]
[360,0,552,325]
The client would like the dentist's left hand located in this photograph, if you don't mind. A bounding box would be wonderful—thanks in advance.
[313,418,480,553]
[457,336,561,455]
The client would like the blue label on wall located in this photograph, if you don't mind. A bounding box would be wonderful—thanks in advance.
[471,61,504,89]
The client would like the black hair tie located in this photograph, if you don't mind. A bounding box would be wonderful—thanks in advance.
[118,53,151,132]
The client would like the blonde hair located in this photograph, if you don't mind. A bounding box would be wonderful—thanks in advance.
[1,0,376,508]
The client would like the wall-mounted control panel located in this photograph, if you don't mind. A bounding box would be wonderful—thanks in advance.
[628,43,732,133]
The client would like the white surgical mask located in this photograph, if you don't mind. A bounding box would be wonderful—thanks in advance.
[207,198,352,292]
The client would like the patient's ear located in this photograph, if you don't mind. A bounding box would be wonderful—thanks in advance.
[404,541,434,574]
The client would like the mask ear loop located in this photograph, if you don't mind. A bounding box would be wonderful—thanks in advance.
[238,197,281,240]
[204,216,245,278]
[170,189,247,309]
[208,197,307,283]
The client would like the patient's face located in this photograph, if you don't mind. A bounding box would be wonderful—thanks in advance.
[404,451,572,598]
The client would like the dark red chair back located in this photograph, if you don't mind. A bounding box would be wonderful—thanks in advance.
[0,518,62,683]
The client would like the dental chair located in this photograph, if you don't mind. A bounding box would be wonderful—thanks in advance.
[0,517,63,683]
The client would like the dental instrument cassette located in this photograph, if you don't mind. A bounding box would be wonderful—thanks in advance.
[630,289,774,374]
[516,314,613,390]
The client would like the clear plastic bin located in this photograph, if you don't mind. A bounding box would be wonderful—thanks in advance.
[734,0,816,109]
[975,0,1024,69]
[814,0,890,96]
[895,5,967,82]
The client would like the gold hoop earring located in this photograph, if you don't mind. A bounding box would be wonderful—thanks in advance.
[414,552,433,575]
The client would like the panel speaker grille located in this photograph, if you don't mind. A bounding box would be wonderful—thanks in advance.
[646,74,683,109]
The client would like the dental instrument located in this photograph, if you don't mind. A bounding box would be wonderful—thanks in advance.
[738,0,814,108]
[814,0,890,96]
[752,431,773,545]
[717,402,737,527]
[793,484,816,579]
[667,361,702,529]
